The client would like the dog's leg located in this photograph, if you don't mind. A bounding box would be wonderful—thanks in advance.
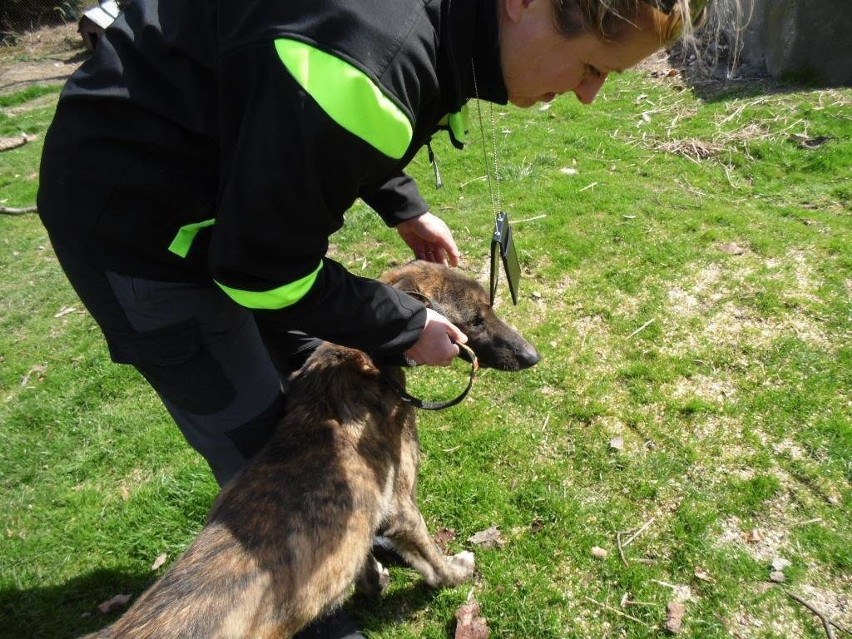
[381,416,475,589]
[383,505,475,588]
[354,554,390,598]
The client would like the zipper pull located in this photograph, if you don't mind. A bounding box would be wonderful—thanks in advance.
[427,142,444,189]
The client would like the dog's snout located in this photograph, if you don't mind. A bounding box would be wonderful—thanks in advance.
[516,343,541,370]
[470,334,541,371]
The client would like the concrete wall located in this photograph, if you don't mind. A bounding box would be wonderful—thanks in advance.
[738,0,852,86]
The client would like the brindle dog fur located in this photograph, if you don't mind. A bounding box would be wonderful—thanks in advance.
[80,261,540,639]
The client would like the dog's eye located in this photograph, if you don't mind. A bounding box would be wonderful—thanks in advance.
[471,313,486,328]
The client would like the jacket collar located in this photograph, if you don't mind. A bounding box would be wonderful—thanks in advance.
[443,0,508,109]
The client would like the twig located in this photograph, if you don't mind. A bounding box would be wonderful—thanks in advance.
[617,516,657,566]
[583,596,652,628]
[627,319,655,340]
[722,163,737,189]
[621,596,658,607]
[459,175,487,188]
[0,134,36,153]
[0,205,37,215]
[622,516,657,547]
[786,591,849,638]
[792,518,823,527]
[513,214,547,225]
[617,532,629,566]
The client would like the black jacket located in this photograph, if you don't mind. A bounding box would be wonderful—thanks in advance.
[38,0,508,357]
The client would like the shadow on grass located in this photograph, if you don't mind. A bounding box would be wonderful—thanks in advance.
[685,73,830,103]
[352,581,444,636]
[0,568,154,639]
[661,46,843,103]
[1,568,451,639]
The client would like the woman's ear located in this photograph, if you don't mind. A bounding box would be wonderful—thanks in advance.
[503,0,532,24]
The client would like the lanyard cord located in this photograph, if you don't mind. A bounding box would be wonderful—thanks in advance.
[471,59,502,219]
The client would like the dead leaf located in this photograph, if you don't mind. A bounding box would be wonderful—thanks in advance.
[591,546,608,559]
[665,601,686,634]
[434,527,457,551]
[97,594,131,615]
[468,526,504,549]
[54,306,77,318]
[747,528,764,543]
[455,599,490,639]
[609,437,624,451]
[694,567,715,583]
[559,167,578,176]
[530,517,545,534]
[151,553,168,571]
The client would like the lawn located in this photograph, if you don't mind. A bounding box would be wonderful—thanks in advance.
[1,26,850,639]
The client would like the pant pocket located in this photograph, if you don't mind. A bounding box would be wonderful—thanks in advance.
[105,320,237,415]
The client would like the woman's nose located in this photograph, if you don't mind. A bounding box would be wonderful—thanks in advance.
[574,72,609,104]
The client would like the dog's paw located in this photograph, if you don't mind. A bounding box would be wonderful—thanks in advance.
[451,550,475,571]
[376,562,391,594]
[355,558,391,598]
[445,550,476,585]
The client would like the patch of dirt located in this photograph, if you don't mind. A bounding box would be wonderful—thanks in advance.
[663,258,835,357]
[0,22,87,96]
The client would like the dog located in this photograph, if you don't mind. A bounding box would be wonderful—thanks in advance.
[80,261,540,639]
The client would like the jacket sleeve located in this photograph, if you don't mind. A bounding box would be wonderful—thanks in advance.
[211,39,426,356]
[360,172,429,227]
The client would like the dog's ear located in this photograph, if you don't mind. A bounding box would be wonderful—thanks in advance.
[389,274,421,294]
[352,350,381,377]
[381,261,428,294]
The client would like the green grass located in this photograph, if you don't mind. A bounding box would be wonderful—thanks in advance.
[1,59,850,638]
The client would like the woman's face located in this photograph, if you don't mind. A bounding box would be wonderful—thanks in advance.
[499,0,664,107]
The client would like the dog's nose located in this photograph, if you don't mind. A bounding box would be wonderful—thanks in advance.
[517,343,541,369]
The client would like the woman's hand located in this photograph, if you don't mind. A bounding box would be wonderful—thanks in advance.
[403,308,467,367]
[396,212,460,267]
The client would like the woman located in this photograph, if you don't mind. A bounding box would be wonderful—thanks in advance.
[38,0,714,636]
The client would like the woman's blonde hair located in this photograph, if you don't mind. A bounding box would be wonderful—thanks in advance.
[554,0,712,43]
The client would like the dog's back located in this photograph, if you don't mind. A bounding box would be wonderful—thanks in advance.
[84,345,415,639]
[80,261,538,639]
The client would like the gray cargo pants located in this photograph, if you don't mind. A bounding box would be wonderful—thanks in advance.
[49,239,320,486]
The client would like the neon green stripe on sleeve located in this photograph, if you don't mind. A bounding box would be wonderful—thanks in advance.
[215,261,324,310]
[274,38,413,160]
